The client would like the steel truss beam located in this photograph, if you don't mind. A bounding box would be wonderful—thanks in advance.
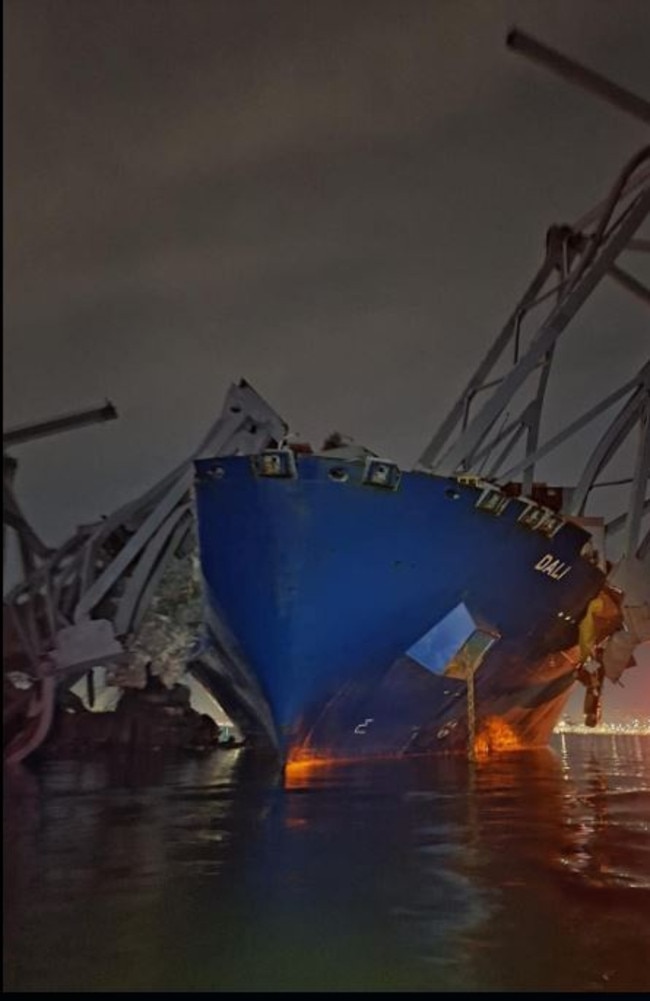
[417,33,649,573]
[4,381,286,679]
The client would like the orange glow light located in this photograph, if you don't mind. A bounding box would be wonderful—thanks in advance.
[473,716,523,756]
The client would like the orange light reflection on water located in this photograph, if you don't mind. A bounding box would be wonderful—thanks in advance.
[283,747,353,788]
[283,744,414,788]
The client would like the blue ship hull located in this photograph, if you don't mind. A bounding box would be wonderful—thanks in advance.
[291,634,583,759]
[193,452,604,759]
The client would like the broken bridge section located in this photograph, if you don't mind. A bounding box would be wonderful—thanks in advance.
[3,380,286,763]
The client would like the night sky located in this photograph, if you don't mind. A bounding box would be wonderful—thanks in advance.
[4,1,649,713]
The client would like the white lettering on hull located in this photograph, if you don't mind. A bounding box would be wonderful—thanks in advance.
[534,553,572,580]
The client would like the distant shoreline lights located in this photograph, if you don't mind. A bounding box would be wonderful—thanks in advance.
[554,719,650,736]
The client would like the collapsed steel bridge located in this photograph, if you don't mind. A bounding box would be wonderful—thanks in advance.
[3,29,649,763]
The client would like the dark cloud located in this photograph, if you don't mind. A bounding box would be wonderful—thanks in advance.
[4,1,649,710]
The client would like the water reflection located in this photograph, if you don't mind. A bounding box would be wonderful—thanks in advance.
[4,736,650,991]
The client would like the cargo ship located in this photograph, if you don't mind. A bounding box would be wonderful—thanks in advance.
[192,444,618,761]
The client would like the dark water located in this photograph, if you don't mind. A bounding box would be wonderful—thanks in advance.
[4,734,650,993]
